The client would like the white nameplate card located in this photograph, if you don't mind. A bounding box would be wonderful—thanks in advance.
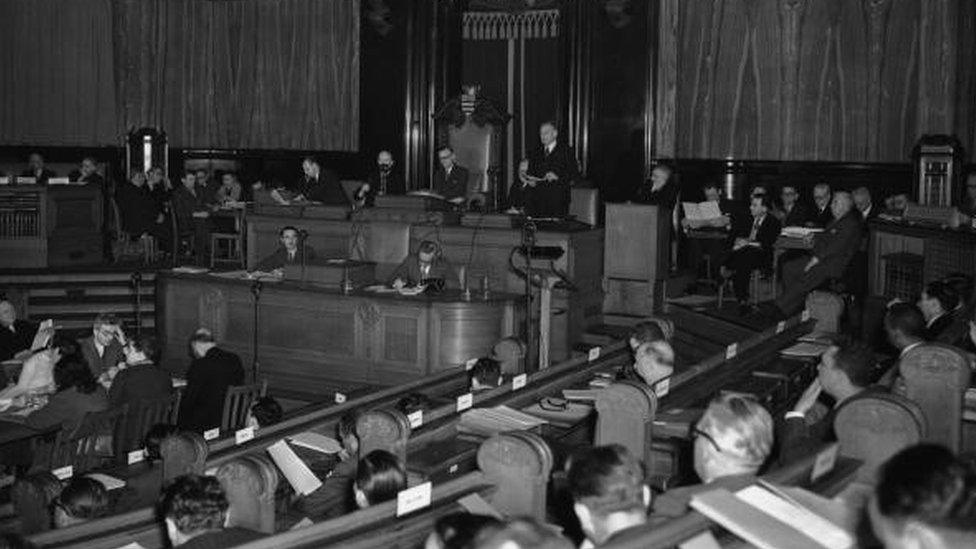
[128,449,146,465]
[203,428,220,441]
[588,346,601,361]
[204,467,218,476]
[725,343,738,360]
[801,309,811,322]
[408,410,423,428]
[810,443,839,482]
[679,531,722,549]
[512,373,527,390]
[53,466,73,480]
[396,481,432,517]
[776,320,786,334]
[456,393,473,412]
[18,177,36,185]
[465,358,479,371]
[235,426,255,445]
[654,378,670,397]
[0,176,9,185]
[449,463,459,474]
[334,392,346,404]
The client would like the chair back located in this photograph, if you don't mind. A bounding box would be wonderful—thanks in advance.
[570,188,599,226]
[356,408,412,464]
[11,472,61,534]
[216,454,279,534]
[476,431,553,518]
[160,431,209,482]
[50,406,127,474]
[595,381,658,470]
[221,381,266,433]
[834,392,926,481]
[448,120,494,194]
[115,395,180,460]
[899,344,970,451]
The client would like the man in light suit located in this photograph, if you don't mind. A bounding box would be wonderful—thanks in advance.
[79,313,126,378]
[432,147,469,203]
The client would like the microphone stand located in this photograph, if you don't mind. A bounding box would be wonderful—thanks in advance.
[131,271,142,336]
[522,220,536,372]
[250,280,262,383]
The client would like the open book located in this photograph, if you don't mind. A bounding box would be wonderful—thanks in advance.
[682,201,723,221]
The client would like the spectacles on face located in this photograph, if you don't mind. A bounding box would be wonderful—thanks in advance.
[692,427,723,453]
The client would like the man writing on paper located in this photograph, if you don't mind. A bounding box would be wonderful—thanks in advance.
[389,240,458,291]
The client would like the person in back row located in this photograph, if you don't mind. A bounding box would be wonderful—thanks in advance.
[868,444,976,549]
[651,393,773,520]
[354,450,407,509]
[160,474,264,548]
[53,477,108,528]
[720,194,781,312]
[567,444,651,546]
[469,358,502,392]
[177,329,244,434]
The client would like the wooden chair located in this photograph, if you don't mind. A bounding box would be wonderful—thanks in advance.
[476,431,553,518]
[210,232,244,269]
[355,408,412,464]
[834,392,926,481]
[899,343,970,452]
[48,407,127,474]
[114,394,180,461]
[160,431,209,483]
[216,454,279,534]
[220,381,266,433]
[716,269,776,307]
[595,381,658,474]
[110,196,157,265]
[11,472,61,534]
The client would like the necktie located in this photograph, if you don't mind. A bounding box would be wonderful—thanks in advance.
[750,216,762,241]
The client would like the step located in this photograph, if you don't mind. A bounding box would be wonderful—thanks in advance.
[0,272,156,285]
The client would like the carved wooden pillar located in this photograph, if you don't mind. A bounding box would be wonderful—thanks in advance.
[778,0,805,159]
[651,0,678,163]
[917,0,957,135]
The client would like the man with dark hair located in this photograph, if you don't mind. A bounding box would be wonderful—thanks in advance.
[254,225,316,273]
[160,475,263,548]
[177,329,245,433]
[246,396,282,428]
[884,303,927,356]
[775,184,809,227]
[773,191,862,316]
[53,477,108,528]
[469,358,502,391]
[526,121,580,218]
[721,194,781,311]
[432,146,469,203]
[76,157,105,187]
[79,313,126,378]
[779,341,882,464]
[295,157,346,206]
[389,240,458,290]
[869,444,976,548]
[917,280,962,343]
[567,445,650,546]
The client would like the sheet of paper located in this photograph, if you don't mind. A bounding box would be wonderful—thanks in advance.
[289,432,342,454]
[87,473,126,491]
[735,485,853,549]
[267,440,323,496]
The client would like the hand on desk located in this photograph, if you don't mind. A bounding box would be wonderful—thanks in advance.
[391,278,405,290]
[544,171,559,182]
[803,256,819,272]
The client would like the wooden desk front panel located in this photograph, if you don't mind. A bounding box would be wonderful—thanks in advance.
[867,222,976,295]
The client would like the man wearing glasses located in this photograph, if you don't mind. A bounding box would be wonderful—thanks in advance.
[79,313,126,378]
[651,393,773,520]
[432,147,469,204]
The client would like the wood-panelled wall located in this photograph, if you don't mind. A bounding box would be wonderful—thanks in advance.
[660,0,969,163]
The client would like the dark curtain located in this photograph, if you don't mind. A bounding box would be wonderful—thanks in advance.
[0,0,118,146]
[115,0,359,150]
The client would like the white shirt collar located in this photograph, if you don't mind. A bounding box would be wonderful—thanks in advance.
[94,340,105,357]
[546,143,555,154]
[900,341,923,357]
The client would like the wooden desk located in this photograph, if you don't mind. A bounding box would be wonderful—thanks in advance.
[867,219,976,296]
[156,271,519,392]
[0,184,103,267]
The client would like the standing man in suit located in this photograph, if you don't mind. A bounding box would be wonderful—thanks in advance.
[389,240,458,290]
[0,300,40,362]
[432,147,469,204]
[526,121,581,218]
[79,313,126,379]
[20,153,56,184]
[808,183,834,228]
[773,191,862,316]
[295,157,347,206]
[721,195,782,312]
[178,329,245,433]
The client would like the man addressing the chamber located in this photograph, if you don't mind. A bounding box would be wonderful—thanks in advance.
[253,226,316,275]
[525,121,580,218]
[389,240,458,291]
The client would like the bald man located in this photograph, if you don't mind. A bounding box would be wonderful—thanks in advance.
[525,121,580,218]
[361,150,404,207]
[0,301,39,362]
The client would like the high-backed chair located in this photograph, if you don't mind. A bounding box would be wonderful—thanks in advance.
[477,431,553,518]
[11,472,61,534]
[594,381,658,472]
[160,431,208,483]
[834,393,926,481]
[221,381,266,433]
[899,344,970,452]
[356,409,412,464]
[570,188,599,226]
[48,407,127,474]
[114,394,180,461]
[110,197,156,264]
[216,454,279,534]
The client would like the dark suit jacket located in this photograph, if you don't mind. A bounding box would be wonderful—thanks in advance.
[390,257,458,289]
[79,337,125,378]
[731,214,782,266]
[926,312,964,344]
[115,182,162,236]
[0,320,38,361]
[367,169,405,198]
[527,142,580,218]
[296,170,347,206]
[810,211,863,278]
[432,164,469,200]
[255,246,317,272]
[779,203,809,228]
[108,362,173,408]
[859,204,880,222]
[20,168,56,184]
[172,186,208,231]
[808,205,834,228]
[24,386,109,435]
[178,347,245,433]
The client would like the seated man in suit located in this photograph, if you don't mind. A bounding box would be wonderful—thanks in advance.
[116,171,171,246]
[774,184,809,227]
[293,157,347,206]
[868,444,976,549]
[171,170,212,263]
[808,182,834,228]
[773,191,862,316]
[79,313,126,379]
[0,300,40,362]
[853,186,878,222]
[917,280,966,345]
[253,226,316,274]
[177,329,245,433]
[161,475,264,548]
[721,194,781,312]
[108,334,172,408]
[567,445,651,546]
[651,393,773,520]
[389,240,458,290]
[432,147,469,204]
[682,181,738,283]
[525,121,581,218]
[358,150,404,208]
[75,157,105,187]
[20,153,56,184]
[779,340,881,464]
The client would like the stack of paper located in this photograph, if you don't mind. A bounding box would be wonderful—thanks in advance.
[682,201,723,221]
[781,227,824,238]
[289,432,342,454]
[267,440,323,496]
[457,405,547,438]
[780,342,831,358]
